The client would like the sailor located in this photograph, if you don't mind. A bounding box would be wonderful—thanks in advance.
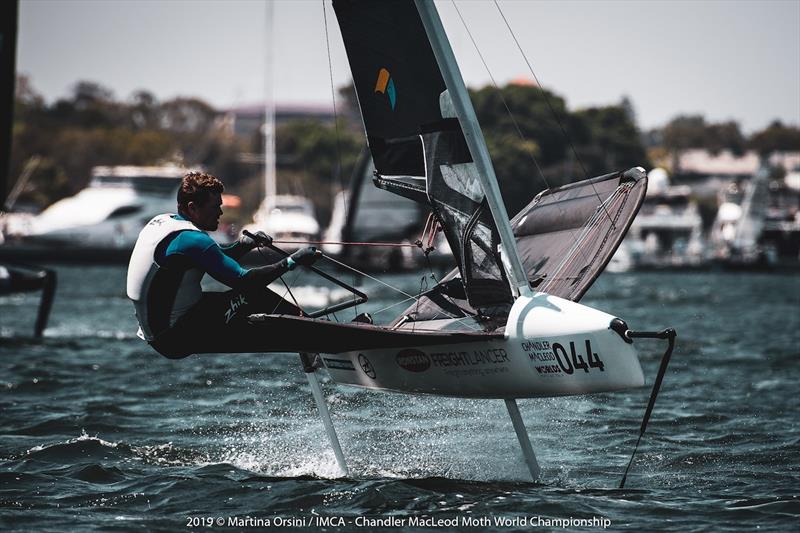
[126,171,320,358]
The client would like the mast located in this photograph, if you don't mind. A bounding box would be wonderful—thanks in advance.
[414,0,532,298]
[733,163,769,252]
[264,0,276,204]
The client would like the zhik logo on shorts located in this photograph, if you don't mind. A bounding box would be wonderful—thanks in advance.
[224,294,247,324]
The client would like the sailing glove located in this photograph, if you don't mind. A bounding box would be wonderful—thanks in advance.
[240,230,272,250]
[286,247,321,269]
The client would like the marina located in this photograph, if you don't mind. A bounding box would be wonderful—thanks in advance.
[3,159,798,272]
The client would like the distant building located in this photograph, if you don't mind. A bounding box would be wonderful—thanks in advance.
[674,149,800,180]
[675,149,759,179]
[221,102,336,138]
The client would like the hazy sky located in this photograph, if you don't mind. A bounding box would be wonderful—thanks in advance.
[17,0,800,133]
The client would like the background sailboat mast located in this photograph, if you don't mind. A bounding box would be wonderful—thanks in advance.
[414,0,531,298]
[264,0,276,204]
[733,165,768,252]
[0,0,19,206]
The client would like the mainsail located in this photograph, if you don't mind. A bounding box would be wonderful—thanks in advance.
[333,0,648,327]
[333,0,511,308]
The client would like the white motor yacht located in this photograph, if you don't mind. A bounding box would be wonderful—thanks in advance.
[244,195,320,253]
[613,168,706,270]
[2,165,195,259]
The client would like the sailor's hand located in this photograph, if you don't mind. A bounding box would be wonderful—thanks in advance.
[241,230,272,250]
[289,246,322,268]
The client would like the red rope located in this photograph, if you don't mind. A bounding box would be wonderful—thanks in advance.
[272,239,418,248]
[272,213,443,250]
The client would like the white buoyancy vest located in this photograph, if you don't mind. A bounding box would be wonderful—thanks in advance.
[126,214,205,341]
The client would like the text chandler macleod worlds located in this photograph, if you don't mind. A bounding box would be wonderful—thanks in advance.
[300,515,612,528]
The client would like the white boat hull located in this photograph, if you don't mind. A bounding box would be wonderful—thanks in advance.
[323,293,645,399]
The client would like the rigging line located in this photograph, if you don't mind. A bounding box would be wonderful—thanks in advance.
[492,0,617,230]
[450,0,594,270]
[368,290,479,331]
[367,279,476,322]
[255,246,305,315]
[275,274,303,315]
[322,254,420,301]
[369,295,418,317]
[449,1,550,192]
[323,1,359,315]
[431,313,482,332]
[322,1,349,224]
[321,254,478,328]
[386,323,479,334]
[422,242,441,287]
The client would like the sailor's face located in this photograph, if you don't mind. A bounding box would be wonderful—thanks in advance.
[188,192,223,231]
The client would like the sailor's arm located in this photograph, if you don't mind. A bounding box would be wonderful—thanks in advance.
[194,240,321,289]
[219,241,250,261]
[166,232,321,288]
[241,247,322,286]
[220,231,272,261]
[161,231,251,287]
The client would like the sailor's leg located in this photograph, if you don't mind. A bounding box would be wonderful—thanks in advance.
[258,288,303,315]
[504,399,541,481]
[150,288,301,356]
[234,286,304,318]
[300,352,349,476]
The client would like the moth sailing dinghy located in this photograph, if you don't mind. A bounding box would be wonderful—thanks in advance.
[248,0,676,484]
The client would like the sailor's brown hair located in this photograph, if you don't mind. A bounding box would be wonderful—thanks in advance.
[177,172,224,211]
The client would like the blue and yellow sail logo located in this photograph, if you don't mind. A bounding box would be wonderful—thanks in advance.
[374,68,396,111]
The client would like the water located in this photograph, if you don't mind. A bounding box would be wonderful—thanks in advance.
[1,266,798,531]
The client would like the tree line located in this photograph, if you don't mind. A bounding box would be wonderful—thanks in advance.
[7,76,800,224]
[655,115,800,157]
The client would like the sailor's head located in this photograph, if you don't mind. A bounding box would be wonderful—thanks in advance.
[178,172,224,231]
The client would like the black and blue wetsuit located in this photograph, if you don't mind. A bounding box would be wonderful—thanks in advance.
[127,214,301,358]
[158,229,249,286]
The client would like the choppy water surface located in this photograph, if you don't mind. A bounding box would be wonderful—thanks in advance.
[1,266,798,531]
